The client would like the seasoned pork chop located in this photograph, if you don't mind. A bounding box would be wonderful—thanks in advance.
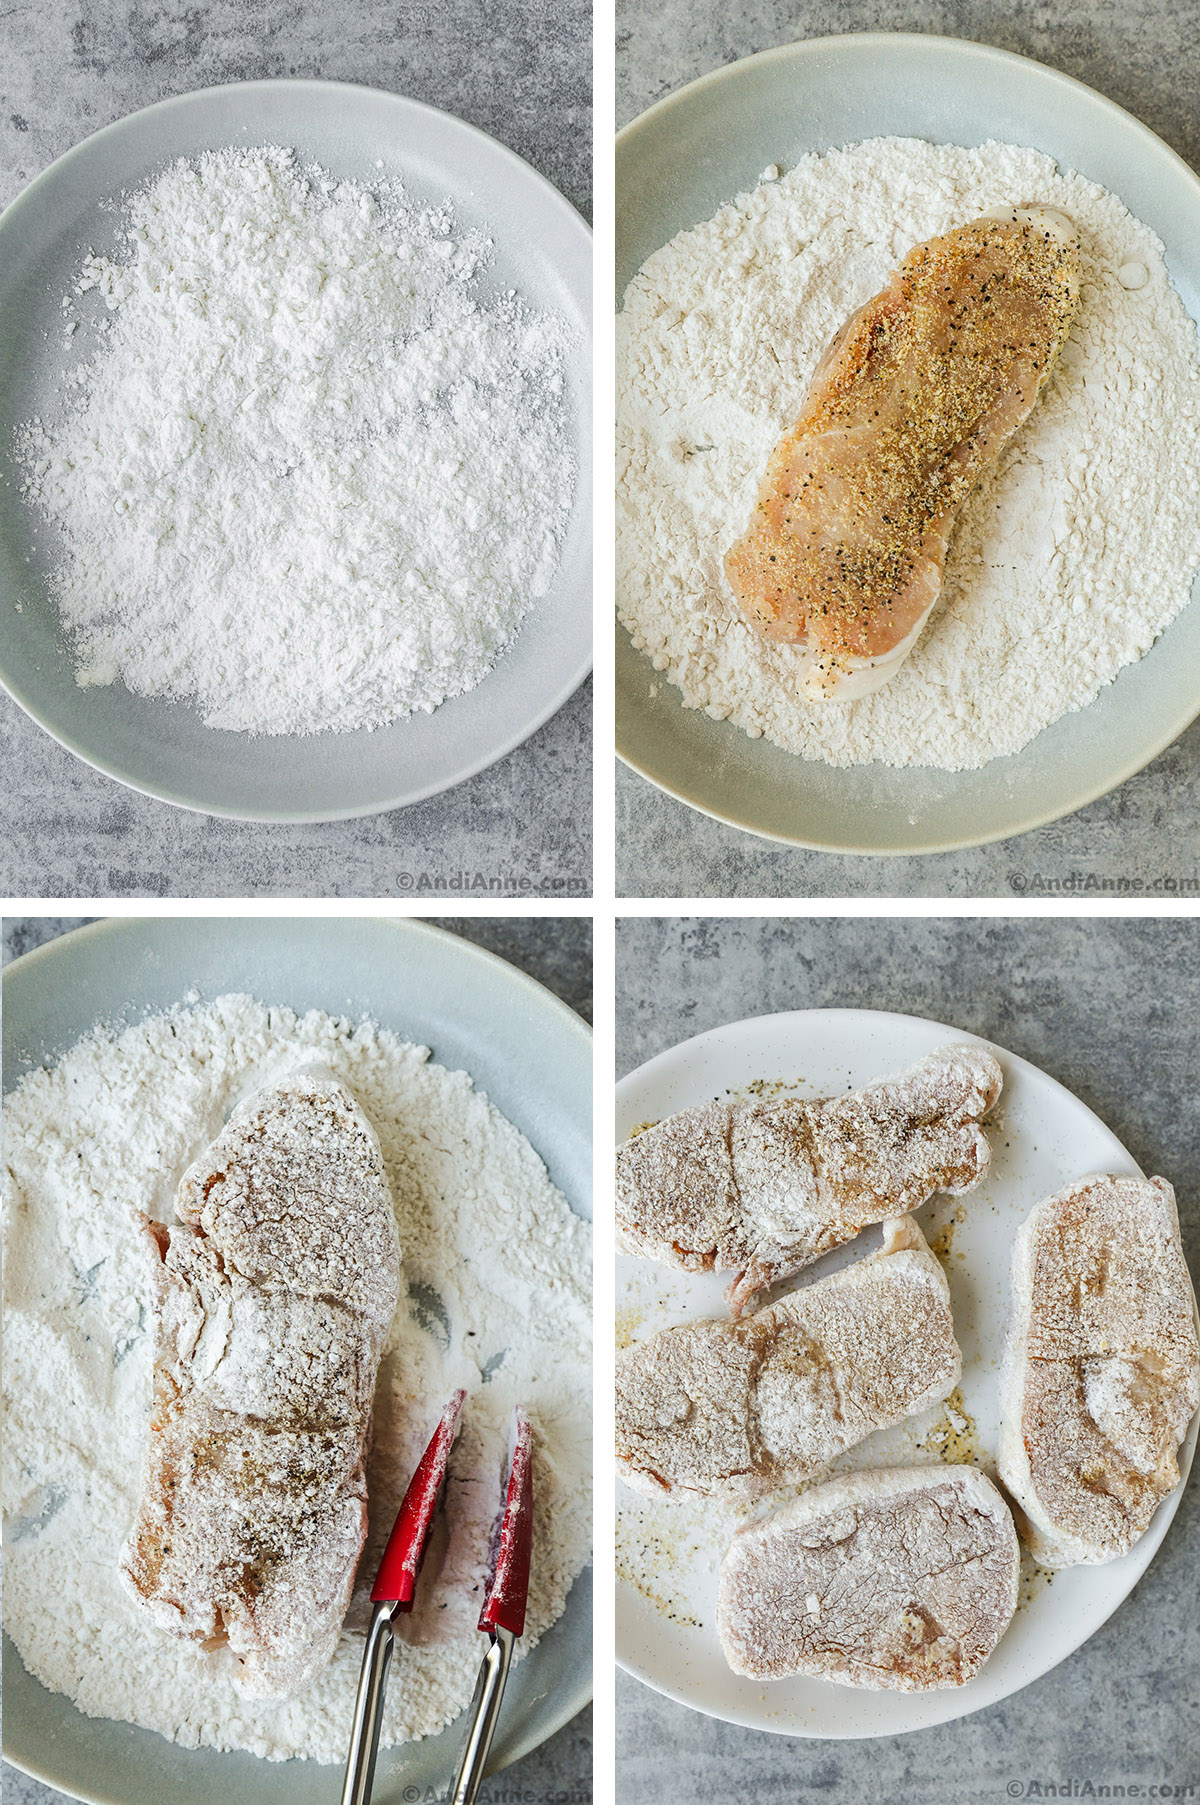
[718,1466,1019,1689]
[998,1173,1200,1567]
[616,1217,960,1503]
[725,206,1082,697]
[616,1043,1001,1315]
[121,1070,401,1697]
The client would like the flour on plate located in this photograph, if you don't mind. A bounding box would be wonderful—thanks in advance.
[3,995,591,1762]
[617,138,1200,770]
[18,146,576,735]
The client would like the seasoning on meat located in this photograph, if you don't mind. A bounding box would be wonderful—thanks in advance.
[121,1070,401,1698]
[718,1466,1019,1689]
[616,1217,960,1504]
[998,1173,1200,1566]
[616,1043,1001,1315]
[725,207,1082,697]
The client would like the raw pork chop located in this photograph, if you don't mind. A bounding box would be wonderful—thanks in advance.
[718,1466,1019,1688]
[616,1217,960,1503]
[998,1173,1200,1566]
[725,207,1082,697]
[616,1043,1001,1314]
[121,1070,401,1697]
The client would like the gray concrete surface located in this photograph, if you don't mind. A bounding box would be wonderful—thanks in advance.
[616,718,1200,896]
[0,0,591,900]
[616,0,1200,898]
[1,692,593,899]
[2,911,592,1805]
[615,914,1200,1802]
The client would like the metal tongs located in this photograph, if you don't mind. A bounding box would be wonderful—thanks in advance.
[341,1390,534,1805]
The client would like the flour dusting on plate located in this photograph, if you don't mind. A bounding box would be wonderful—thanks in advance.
[18,146,576,736]
[3,994,591,1762]
[617,138,1200,770]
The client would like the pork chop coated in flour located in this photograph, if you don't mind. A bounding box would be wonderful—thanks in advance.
[616,1043,1001,1315]
[616,1217,960,1504]
[718,1466,1019,1689]
[121,1071,401,1698]
[998,1173,1200,1567]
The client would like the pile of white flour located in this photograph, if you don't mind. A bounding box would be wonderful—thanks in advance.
[617,137,1200,770]
[18,146,576,735]
[3,995,591,1762]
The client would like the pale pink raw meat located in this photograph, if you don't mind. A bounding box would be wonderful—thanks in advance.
[725,207,1082,697]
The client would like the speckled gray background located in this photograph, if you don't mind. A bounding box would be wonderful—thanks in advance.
[615,914,1200,1800]
[616,0,1200,898]
[2,912,592,1805]
[0,0,591,899]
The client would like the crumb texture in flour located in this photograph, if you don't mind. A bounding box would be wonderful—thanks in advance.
[18,146,576,736]
[616,138,1200,770]
[3,995,591,1762]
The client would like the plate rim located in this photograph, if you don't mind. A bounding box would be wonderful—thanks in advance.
[2,914,594,1798]
[0,912,594,1066]
[0,76,593,823]
[614,31,1200,855]
[613,1003,1197,1735]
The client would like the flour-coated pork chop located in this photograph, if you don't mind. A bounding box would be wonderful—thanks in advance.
[616,1043,1001,1315]
[121,1070,401,1697]
[719,1465,1019,1688]
[616,1217,960,1503]
[998,1173,1199,1567]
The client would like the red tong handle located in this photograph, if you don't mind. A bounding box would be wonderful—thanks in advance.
[478,1408,534,1637]
[371,1389,466,1607]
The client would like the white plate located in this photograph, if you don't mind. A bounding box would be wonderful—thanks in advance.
[614,1006,1198,1737]
[615,34,1200,852]
[0,80,592,821]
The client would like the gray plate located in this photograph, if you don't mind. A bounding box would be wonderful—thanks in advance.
[616,33,1200,853]
[0,80,592,821]
[2,917,592,1805]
